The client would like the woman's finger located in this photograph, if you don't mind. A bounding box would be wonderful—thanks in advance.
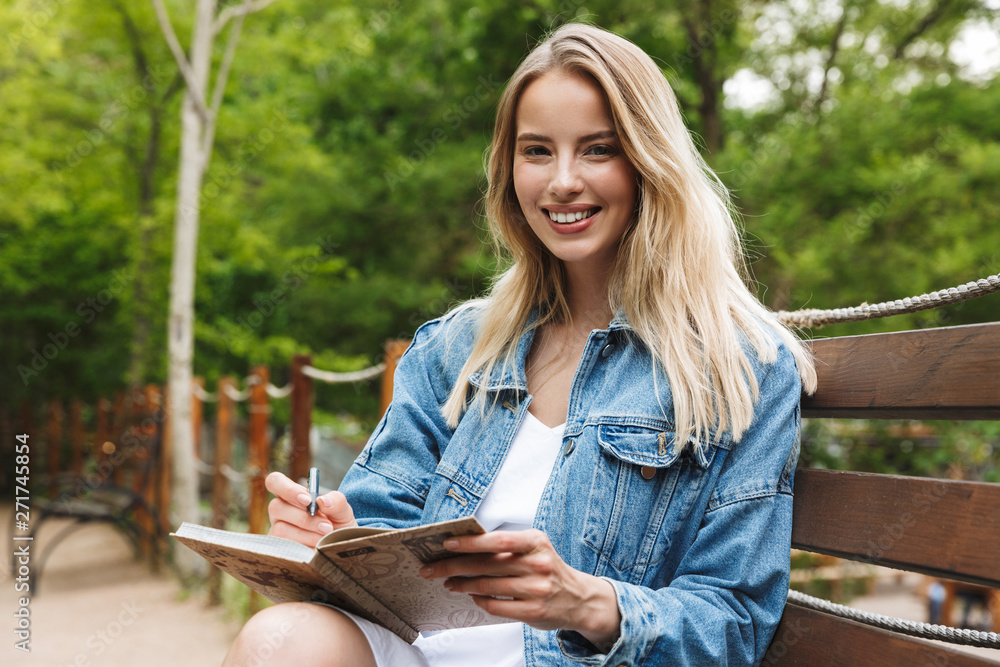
[443,529,548,554]
[265,471,310,508]
[421,551,522,580]
[443,572,537,599]
[265,471,357,532]
[315,490,356,528]
[268,519,328,549]
[268,497,334,534]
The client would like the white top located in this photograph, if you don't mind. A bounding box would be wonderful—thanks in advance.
[413,411,565,667]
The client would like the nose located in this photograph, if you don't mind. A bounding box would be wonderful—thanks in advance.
[548,154,584,198]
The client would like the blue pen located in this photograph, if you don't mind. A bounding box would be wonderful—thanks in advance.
[308,467,319,517]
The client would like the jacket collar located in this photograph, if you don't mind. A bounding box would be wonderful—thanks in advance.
[608,306,631,331]
[467,306,633,393]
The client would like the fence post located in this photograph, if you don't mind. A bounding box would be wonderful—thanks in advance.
[289,355,313,484]
[20,400,33,438]
[112,391,125,486]
[0,407,10,461]
[47,400,63,497]
[380,340,410,419]
[95,397,110,467]
[209,376,236,605]
[157,384,173,541]
[70,398,85,476]
[192,376,204,462]
[248,367,271,536]
[128,385,143,502]
[143,384,162,566]
[248,367,270,614]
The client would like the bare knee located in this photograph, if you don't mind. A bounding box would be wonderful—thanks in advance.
[223,602,374,667]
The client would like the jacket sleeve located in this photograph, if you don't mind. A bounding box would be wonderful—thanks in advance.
[559,345,802,667]
[338,317,457,530]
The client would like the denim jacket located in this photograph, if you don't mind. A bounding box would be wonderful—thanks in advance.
[340,304,802,667]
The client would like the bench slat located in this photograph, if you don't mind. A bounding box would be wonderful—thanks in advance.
[762,604,1000,666]
[802,322,1000,419]
[791,468,1000,588]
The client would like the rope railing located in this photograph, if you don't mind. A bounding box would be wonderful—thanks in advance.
[222,383,252,402]
[192,383,219,403]
[220,462,249,484]
[777,273,1000,329]
[265,382,293,399]
[194,457,215,475]
[301,362,386,384]
[181,353,399,553]
[787,589,1000,648]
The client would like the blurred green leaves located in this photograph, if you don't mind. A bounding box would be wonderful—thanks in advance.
[1,0,998,463]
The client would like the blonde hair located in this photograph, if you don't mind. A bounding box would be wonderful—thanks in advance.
[442,23,816,447]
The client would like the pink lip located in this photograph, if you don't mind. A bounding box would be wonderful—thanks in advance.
[543,208,598,235]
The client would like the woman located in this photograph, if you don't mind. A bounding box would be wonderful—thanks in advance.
[224,22,816,667]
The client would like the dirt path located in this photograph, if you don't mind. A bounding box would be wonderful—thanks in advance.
[2,507,242,666]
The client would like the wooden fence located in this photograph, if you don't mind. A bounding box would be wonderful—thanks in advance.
[2,340,409,602]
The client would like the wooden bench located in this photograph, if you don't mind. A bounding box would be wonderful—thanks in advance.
[763,321,1000,665]
[375,321,1000,662]
[21,387,168,593]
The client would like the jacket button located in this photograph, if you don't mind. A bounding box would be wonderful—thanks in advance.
[562,439,576,456]
[600,343,616,358]
[446,488,468,506]
[640,466,656,480]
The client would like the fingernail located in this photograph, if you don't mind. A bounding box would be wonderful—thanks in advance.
[419,566,433,578]
[318,522,333,533]
[297,493,311,506]
[443,579,455,590]
[443,539,458,550]
[319,496,332,507]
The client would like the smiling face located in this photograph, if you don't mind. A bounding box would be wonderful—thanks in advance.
[512,69,637,278]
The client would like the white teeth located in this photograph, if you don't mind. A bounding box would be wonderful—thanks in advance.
[547,208,596,223]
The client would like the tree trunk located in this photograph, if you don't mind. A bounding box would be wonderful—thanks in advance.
[112,0,161,387]
[167,0,216,576]
[684,1,726,155]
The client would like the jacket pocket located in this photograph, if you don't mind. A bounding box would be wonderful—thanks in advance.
[582,421,717,582]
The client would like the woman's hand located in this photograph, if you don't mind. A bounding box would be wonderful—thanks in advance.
[265,471,357,548]
[419,529,621,649]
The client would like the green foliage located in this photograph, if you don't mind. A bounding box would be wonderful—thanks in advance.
[800,419,999,482]
[2,0,998,469]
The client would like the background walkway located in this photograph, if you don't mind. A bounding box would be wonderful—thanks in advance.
[850,570,1000,663]
[1,506,241,666]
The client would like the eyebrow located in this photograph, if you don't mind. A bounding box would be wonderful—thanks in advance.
[515,130,618,143]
